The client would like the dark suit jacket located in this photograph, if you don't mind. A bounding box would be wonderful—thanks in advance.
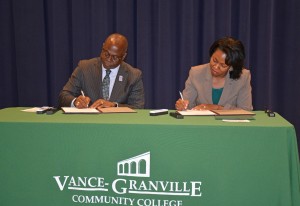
[183,63,253,110]
[58,58,145,109]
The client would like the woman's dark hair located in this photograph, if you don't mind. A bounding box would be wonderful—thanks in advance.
[209,37,245,79]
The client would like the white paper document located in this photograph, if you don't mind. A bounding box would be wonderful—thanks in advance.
[61,107,99,114]
[21,107,41,112]
[222,119,251,123]
[61,107,136,114]
[21,107,53,113]
[177,110,216,116]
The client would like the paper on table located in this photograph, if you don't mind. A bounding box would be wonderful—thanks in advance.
[222,119,250,123]
[177,110,216,116]
[212,109,255,116]
[21,107,44,112]
[98,107,136,113]
[213,109,255,120]
[61,107,136,114]
[61,107,99,114]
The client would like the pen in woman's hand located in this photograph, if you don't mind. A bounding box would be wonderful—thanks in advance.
[178,91,188,110]
[179,91,184,101]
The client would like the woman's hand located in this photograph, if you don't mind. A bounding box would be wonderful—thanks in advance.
[175,99,189,111]
[192,104,223,110]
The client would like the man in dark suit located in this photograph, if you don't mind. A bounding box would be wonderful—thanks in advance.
[58,33,145,109]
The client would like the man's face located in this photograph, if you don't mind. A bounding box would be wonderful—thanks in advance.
[100,41,126,69]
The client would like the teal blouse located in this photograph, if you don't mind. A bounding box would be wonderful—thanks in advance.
[212,88,224,104]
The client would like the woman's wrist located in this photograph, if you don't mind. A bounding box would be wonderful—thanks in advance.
[216,105,223,110]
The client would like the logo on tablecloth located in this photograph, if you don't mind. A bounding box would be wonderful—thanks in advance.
[117,151,150,177]
[53,151,202,205]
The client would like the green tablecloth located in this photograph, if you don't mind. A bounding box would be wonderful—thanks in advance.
[0,107,299,206]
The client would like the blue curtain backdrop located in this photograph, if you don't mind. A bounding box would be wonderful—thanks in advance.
[1,0,300,148]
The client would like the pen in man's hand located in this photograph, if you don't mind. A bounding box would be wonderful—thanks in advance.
[81,90,85,97]
[81,90,88,108]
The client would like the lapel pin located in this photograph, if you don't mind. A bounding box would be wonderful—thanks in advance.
[119,76,123,82]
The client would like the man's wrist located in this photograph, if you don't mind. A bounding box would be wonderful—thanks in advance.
[71,98,77,107]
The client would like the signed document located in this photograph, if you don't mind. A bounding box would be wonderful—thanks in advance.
[177,109,255,119]
[177,110,216,116]
[61,107,136,114]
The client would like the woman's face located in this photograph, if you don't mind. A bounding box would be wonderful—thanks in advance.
[209,49,230,78]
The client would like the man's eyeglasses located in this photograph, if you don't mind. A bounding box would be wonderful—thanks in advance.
[101,49,123,62]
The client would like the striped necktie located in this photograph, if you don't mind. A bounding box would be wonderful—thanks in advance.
[102,69,111,100]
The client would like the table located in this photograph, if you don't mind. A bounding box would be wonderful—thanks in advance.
[0,107,299,206]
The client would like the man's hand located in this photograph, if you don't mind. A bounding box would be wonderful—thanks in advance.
[90,99,116,108]
[74,95,91,108]
[175,99,189,111]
